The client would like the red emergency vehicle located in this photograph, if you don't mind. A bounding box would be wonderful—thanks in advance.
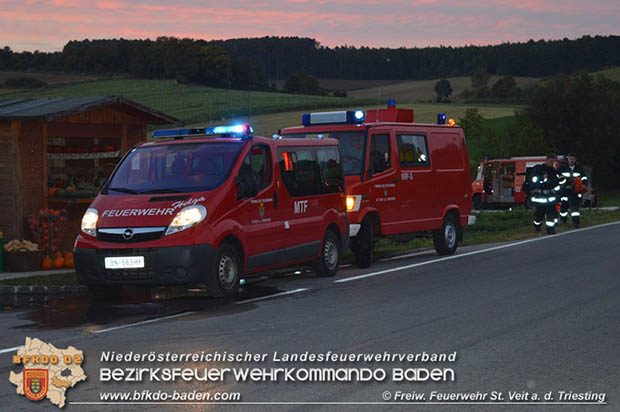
[471,156,593,209]
[472,157,547,209]
[74,124,348,297]
[279,102,475,267]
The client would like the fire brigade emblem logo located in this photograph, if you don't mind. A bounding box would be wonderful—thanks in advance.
[23,369,48,401]
[259,201,264,218]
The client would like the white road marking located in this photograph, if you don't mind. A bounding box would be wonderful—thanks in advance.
[236,288,308,305]
[335,221,620,283]
[382,250,433,261]
[93,311,198,334]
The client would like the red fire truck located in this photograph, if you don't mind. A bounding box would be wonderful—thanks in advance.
[472,156,593,209]
[279,101,475,267]
[74,124,348,298]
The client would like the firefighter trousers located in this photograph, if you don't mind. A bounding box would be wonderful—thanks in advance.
[533,203,558,234]
[559,192,581,227]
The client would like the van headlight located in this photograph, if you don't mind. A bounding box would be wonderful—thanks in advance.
[81,208,98,236]
[346,195,361,212]
[165,205,207,236]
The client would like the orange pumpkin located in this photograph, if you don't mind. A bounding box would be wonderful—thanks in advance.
[64,252,74,268]
[53,256,65,269]
[41,256,53,270]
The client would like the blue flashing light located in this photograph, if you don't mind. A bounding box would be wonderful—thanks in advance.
[302,113,311,126]
[437,113,447,125]
[347,110,365,124]
[387,99,396,107]
[302,110,365,126]
[152,124,253,140]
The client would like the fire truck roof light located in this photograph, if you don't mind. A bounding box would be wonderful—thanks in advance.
[152,124,253,140]
[437,113,447,125]
[387,99,396,107]
[302,110,365,126]
[448,118,456,127]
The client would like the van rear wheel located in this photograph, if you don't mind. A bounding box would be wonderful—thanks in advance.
[312,230,340,277]
[352,218,373,268]
[207,243,241,298]
[433,214,459,255]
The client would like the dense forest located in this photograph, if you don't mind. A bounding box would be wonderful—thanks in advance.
[1,35,619,90]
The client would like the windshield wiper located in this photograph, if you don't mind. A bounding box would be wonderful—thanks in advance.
[108,187,139,194]
[140,189,184,194]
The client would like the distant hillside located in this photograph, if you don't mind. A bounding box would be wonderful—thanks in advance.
[591,67,620,82]
[0,78,370,125]
[346,76,540,103]
[0,71,104,85]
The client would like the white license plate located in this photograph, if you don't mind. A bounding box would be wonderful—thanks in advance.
[104,256,145,269]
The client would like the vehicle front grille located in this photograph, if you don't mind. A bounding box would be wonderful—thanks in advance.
[97,227,165,243]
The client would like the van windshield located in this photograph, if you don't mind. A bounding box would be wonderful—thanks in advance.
[282,132,365,175]
[106,142,244,194]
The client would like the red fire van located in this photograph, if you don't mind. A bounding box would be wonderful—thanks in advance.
[279,102,475,267]
[74,124,348,297]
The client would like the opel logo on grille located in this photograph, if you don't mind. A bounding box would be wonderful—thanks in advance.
[122,229,134,240]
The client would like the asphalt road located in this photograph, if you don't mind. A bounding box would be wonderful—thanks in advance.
[1,222,619,412]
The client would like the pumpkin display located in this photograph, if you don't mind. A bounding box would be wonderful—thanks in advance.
[53,255,65,269]
[41,256,53,270]
[64,252,74,268]
[28,209,68,258]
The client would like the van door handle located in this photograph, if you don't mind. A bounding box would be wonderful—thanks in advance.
[274,191,279,208]
[392,179,400,183]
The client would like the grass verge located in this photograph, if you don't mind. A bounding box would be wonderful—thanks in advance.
[0,272,78,286]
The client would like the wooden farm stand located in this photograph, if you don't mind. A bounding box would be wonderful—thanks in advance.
[0,97,182,251]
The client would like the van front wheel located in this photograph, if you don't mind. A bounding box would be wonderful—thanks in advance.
[433,214,459,255]
[312,230,340,277]
[207,243,241,298]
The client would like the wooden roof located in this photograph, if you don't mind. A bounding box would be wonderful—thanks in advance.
[0,96,183,125]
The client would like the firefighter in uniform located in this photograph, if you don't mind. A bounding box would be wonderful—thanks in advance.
[523,154,561,234]
[557,154,588,228]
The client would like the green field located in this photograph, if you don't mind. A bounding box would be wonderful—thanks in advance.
[0,78,372,125]
[591,67,620,82]
[0,70,104,85]
[0,76,520,137]
[347,76,540,103]
[232,102,520,137]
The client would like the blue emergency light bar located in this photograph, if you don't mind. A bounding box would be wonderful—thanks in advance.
[152,124,254,139]
[437,113,447,125]
[302,110,365,126]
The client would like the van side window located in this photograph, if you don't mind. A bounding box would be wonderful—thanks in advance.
[370,134,391,174]
[397,134,429,167]
[316,147,344,194]
[241,145,272,193]
[278,148,320,196]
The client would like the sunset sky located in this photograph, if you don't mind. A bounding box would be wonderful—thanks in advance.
[1,0,619,52]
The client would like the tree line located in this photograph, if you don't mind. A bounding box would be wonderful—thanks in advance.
[1,35,619,90]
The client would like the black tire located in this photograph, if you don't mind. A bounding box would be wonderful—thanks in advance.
[207,243,241,298]
[88,285,122,301]
[472,194,483,210]
[312,230,340,277]
[433,214,459,255]
[352,218,373,268]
